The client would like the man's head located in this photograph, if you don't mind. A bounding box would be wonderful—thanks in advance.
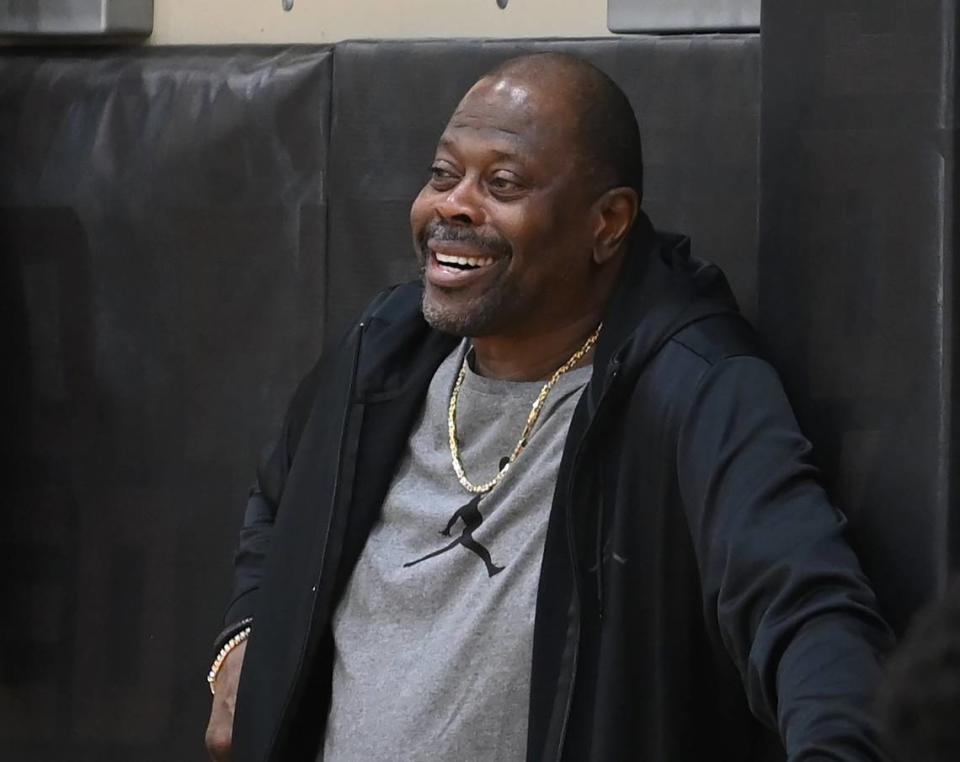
[410,53,643,338]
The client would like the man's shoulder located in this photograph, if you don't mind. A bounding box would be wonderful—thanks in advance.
[617,311,766,421]
[613,313,776,448]
[667,312,761,369]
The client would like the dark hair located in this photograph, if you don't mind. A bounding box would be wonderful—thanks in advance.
[877,577,960,762]
[485,53,644,197]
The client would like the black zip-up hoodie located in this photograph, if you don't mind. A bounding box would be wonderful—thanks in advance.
[223,214,894,762]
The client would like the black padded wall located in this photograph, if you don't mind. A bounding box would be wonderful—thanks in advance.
[0,47,332,761]
[0,38,763,760]
[325,36,761,341]
[759,2,959,632]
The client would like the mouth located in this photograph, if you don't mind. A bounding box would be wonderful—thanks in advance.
[425,241,506,289]
[433,251,496,270]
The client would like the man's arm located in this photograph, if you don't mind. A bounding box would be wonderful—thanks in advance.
[215,350,327,646]
[203,367,319,761]
[216,284,401,639]
[677,355,895,761]
[203,285,402,760]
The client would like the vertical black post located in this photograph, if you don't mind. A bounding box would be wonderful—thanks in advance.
[759,1,958,631]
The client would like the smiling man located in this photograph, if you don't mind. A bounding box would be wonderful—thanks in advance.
[206,54,894,762]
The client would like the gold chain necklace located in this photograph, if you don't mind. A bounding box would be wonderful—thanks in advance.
[447,324,602,494]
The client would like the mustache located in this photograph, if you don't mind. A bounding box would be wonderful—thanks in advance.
[419,221,512,259]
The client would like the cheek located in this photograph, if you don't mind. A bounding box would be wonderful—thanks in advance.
[512,217,593,287]
[506,192,577,243]
[506,205,574,258]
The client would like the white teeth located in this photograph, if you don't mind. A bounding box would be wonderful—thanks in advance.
[434,252,495,268]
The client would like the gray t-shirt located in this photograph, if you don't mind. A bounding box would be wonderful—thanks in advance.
[321,342,591,762]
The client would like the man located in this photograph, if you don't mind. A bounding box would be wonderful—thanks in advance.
[206,53,894,761]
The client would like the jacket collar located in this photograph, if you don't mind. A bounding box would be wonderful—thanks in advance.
[589,211,741,408]
[353,285,457,402]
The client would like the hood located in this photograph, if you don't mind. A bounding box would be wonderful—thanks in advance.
[589,211,742,408]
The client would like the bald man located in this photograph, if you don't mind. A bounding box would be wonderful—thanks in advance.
[206,54,894,762]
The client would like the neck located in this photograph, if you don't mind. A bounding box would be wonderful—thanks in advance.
[471,310,603,381]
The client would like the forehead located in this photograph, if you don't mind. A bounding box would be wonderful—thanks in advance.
[439,75,577,159]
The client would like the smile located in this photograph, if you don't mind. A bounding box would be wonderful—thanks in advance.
[433,252,496,270]
[425,245,506,289]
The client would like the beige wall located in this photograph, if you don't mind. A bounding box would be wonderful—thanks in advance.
[151,0,611,44]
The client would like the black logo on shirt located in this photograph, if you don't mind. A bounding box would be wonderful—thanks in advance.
[403,493,505,577]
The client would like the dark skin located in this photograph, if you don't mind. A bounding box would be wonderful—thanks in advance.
[205,63,640,761]
[411,69,639,380]
[205,639,246,761]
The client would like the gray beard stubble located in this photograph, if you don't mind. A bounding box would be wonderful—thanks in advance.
[420,271,513,338]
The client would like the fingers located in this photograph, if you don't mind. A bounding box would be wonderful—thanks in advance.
[205,705,233,761]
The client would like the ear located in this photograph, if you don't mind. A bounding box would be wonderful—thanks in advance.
[590,187,640,265]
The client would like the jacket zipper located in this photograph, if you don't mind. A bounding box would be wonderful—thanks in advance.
[553,447,585,762]
[316,320,365,595]
[272,322,366,761]
[311,323,367,611]
[552,356,621,762]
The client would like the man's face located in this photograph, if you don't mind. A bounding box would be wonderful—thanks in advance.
[410,75,598,338]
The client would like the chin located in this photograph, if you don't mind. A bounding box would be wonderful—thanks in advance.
[421,292,501,338]
[421,299,474,337]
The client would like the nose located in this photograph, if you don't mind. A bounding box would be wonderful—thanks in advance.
[435,176,486,226]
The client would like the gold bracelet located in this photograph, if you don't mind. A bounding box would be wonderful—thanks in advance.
[207,626,251,695]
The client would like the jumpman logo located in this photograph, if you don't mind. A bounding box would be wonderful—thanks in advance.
[403,493,505,577]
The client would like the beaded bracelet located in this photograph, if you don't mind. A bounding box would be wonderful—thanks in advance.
[207,626,251,695]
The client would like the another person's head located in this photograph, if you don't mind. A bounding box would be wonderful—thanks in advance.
[410,53,643,338]
[878,578,960,762]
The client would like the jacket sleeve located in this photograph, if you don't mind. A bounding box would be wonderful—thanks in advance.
[676,355,895,762]
[213,352,329,651]
[214,286,401,652]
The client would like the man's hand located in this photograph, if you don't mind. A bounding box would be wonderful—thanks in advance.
[205,640,247,761]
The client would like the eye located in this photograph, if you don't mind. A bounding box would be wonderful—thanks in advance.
[429,164,459,190]
[488,173,525,198]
